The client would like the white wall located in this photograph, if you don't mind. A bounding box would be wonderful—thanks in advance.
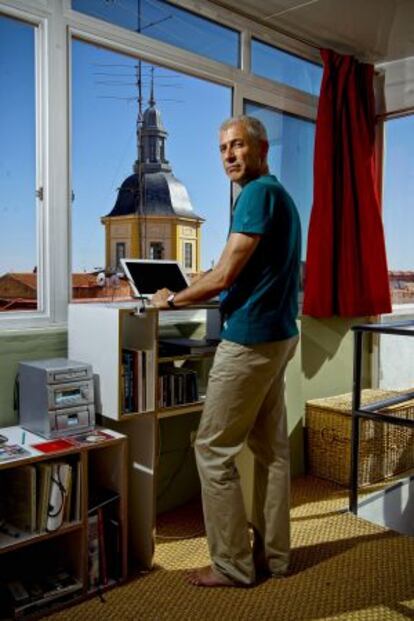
[378,311,414,390]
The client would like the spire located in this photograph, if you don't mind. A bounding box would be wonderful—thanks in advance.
[149,66,155,107]
[133,71,171,174]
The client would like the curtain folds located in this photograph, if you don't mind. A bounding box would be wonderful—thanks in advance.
[303,49,391,317]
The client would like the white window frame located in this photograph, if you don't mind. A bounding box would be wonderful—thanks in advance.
[379,112,414,318]
[0,0,320,331]
[0,0,70,330]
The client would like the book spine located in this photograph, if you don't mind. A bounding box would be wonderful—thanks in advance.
[145,349,155,411]
[137,351,144,413]
[87,514,100,588]
[97,508,108,586]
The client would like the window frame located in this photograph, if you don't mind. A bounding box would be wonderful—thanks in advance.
[0,0,321,331]
[0,4,57,330]
[381,111,414,314]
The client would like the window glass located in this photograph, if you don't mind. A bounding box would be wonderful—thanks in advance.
[244,101,315,267]
[150,242,164,260]
[0,15,37,312]
[71,39,231,301]
[72,0,239,67]
[184,242,193,270]
[383,115,414,305]
[115,242,126,269]
[252,38,322,96]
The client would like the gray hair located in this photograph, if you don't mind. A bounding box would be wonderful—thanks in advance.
[220,115,268,143]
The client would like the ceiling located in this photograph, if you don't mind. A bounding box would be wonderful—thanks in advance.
[211,0,414,64]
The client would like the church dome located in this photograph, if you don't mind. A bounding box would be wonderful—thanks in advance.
[106,171,203,221]
[106,174,140,217]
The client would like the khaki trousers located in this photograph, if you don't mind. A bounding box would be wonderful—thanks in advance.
[195,336,298,585]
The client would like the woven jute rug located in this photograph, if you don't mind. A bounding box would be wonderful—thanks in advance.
[47,476,414,621]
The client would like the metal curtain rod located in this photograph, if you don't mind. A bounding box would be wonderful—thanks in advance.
[207,0,320,52]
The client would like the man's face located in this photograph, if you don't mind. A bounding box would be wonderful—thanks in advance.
[219,122,267,186]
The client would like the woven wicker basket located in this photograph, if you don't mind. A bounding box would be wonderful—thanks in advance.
[305,389,414,487]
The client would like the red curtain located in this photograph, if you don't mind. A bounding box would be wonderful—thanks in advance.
[303,49,391,317]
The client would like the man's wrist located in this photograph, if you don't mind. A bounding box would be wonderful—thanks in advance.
[167,293,176,308]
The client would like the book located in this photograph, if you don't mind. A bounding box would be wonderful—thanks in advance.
[36,463,52,532]
[31,439,74,454]
[145,348,155,411]
[121,349,135,412]
[74,461,82,521]
[63,465,73,523]
[122,348,156,413]
[158,366,199,408]
[87,514,100,588]
[140,350,146,412]
[69,430,114,445]
[8,572,82,618]
[0,444,31,462]
[0,465,37,533]
[46,463,71,532]
[97,507,108,586]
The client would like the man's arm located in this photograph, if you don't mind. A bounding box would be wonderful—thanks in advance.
[152,232,260,309]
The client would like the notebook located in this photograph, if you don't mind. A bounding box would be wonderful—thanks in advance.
[121,259,189,299]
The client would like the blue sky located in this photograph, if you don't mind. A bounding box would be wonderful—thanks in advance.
[1,11,413,276]
[0,15,36,274]
[383,115,414,271]
[71,39,231,272]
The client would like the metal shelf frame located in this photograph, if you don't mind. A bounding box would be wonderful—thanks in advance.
[350,320,414,513]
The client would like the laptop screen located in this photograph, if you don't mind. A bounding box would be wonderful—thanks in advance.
[121,259,189,297]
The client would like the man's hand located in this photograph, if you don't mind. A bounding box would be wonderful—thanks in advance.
[151,288,173,309]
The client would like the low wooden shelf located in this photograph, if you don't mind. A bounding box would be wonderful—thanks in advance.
[0,425,128,620]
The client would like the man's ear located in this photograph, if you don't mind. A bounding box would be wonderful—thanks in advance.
[261,140,269,158]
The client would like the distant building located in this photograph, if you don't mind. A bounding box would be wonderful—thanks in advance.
[0,272,133,310]
[101,83,204,276]
[389,270,414,304]
[0,272,37,310]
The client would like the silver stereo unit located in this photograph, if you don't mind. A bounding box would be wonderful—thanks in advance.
[19,358,95,438]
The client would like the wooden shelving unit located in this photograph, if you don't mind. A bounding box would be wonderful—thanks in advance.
[68,302,219,570]
[0,426,127,620]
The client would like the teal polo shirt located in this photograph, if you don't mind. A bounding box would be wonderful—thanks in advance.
[219,174,301,345]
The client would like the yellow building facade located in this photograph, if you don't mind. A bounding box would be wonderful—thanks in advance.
[101,215,202,276]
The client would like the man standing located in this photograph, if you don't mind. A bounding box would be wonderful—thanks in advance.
[152,115,301,587]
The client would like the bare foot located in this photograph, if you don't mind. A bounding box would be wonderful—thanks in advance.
[186,565,240,588]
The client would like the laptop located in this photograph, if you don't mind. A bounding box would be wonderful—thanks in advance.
[121,259,190,299]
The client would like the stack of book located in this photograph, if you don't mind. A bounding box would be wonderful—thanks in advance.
[158,367,199,408]
[3,570,82,618]
[121,348,155,414]
[0,460,81,538]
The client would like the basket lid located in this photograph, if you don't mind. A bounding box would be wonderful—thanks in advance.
[306,389,401,415]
